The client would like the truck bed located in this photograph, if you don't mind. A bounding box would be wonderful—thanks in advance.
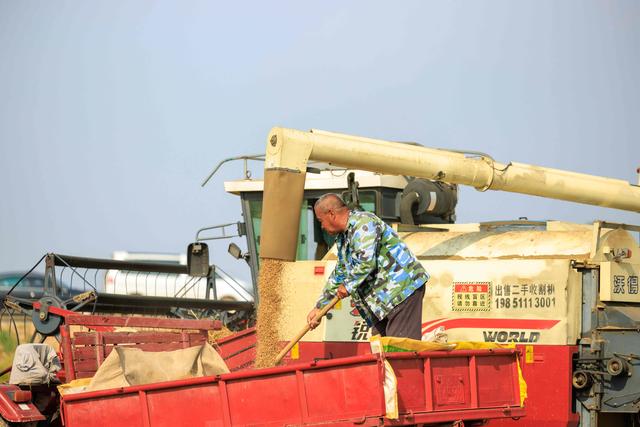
[60,349,524,427]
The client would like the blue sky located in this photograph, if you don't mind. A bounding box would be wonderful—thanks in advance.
[0,1,638,283]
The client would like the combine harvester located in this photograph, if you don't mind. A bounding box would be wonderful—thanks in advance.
[219,128,639,427]
[1,127,637,426]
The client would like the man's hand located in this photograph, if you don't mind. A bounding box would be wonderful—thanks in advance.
[336,284,348,299]
[308,286,348,330]
[307,307,322,330]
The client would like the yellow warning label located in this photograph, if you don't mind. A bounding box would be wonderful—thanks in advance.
[525,345,534,364]
[452,282,491,312]
[335,300,342,310]
[291,342,299,360]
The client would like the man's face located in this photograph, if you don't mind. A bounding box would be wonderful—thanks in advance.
[314,207,342,235]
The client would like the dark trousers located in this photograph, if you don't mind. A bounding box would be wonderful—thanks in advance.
[372,285,425,340]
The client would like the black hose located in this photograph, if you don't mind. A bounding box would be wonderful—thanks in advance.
[400,191,420,225]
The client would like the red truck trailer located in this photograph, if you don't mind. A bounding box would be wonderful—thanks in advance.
[0,306,524,427]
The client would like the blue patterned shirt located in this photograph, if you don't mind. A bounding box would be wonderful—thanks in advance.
[315,210,429,325]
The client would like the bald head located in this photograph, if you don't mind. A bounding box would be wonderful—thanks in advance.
[314,193,350,235]
[314,193,347,214]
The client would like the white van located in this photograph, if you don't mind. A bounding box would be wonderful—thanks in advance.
[104,251,253,301]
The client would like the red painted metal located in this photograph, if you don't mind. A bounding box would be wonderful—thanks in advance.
[64,314,221,331]
[69,331,209,379]
[282,340,373,364]
[60,350,524,427]
[57,314,218,381]
[291,341,579,427]
[11,390,32,403]
[60,325,76,382]
[163,325,578,427]
[215,327,257,371]
[85,336,202,378]
[5,311,532,426]
[422,318,561,333]
[0,385,45,423]
[487,345,579,427]
[215,329,375,371]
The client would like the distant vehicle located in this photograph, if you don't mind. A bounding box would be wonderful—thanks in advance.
[104,251,253,301]
[0,272,78,301]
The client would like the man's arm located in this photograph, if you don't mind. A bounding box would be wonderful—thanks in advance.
[314,247,347,309]
[341,219,379,293]
[309,239,349,329]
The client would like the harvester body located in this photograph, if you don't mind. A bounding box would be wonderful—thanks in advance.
[220,127,640,427]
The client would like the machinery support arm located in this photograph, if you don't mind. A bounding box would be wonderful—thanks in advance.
[267,127,640,213]
[261,127,640,260]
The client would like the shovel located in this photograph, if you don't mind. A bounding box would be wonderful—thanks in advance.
[274,295,340,365]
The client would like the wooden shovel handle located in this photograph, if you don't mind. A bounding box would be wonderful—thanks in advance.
[274,296,340,365]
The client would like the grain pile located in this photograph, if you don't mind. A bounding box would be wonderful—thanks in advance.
[254,259,285,368]
[208,326,234,343]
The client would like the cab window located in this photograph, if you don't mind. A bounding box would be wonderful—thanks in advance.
[246,191,379,262]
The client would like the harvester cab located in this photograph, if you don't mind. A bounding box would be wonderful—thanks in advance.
[221,167,458,281]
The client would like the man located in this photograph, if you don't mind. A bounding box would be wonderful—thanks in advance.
[307,193,429,339]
